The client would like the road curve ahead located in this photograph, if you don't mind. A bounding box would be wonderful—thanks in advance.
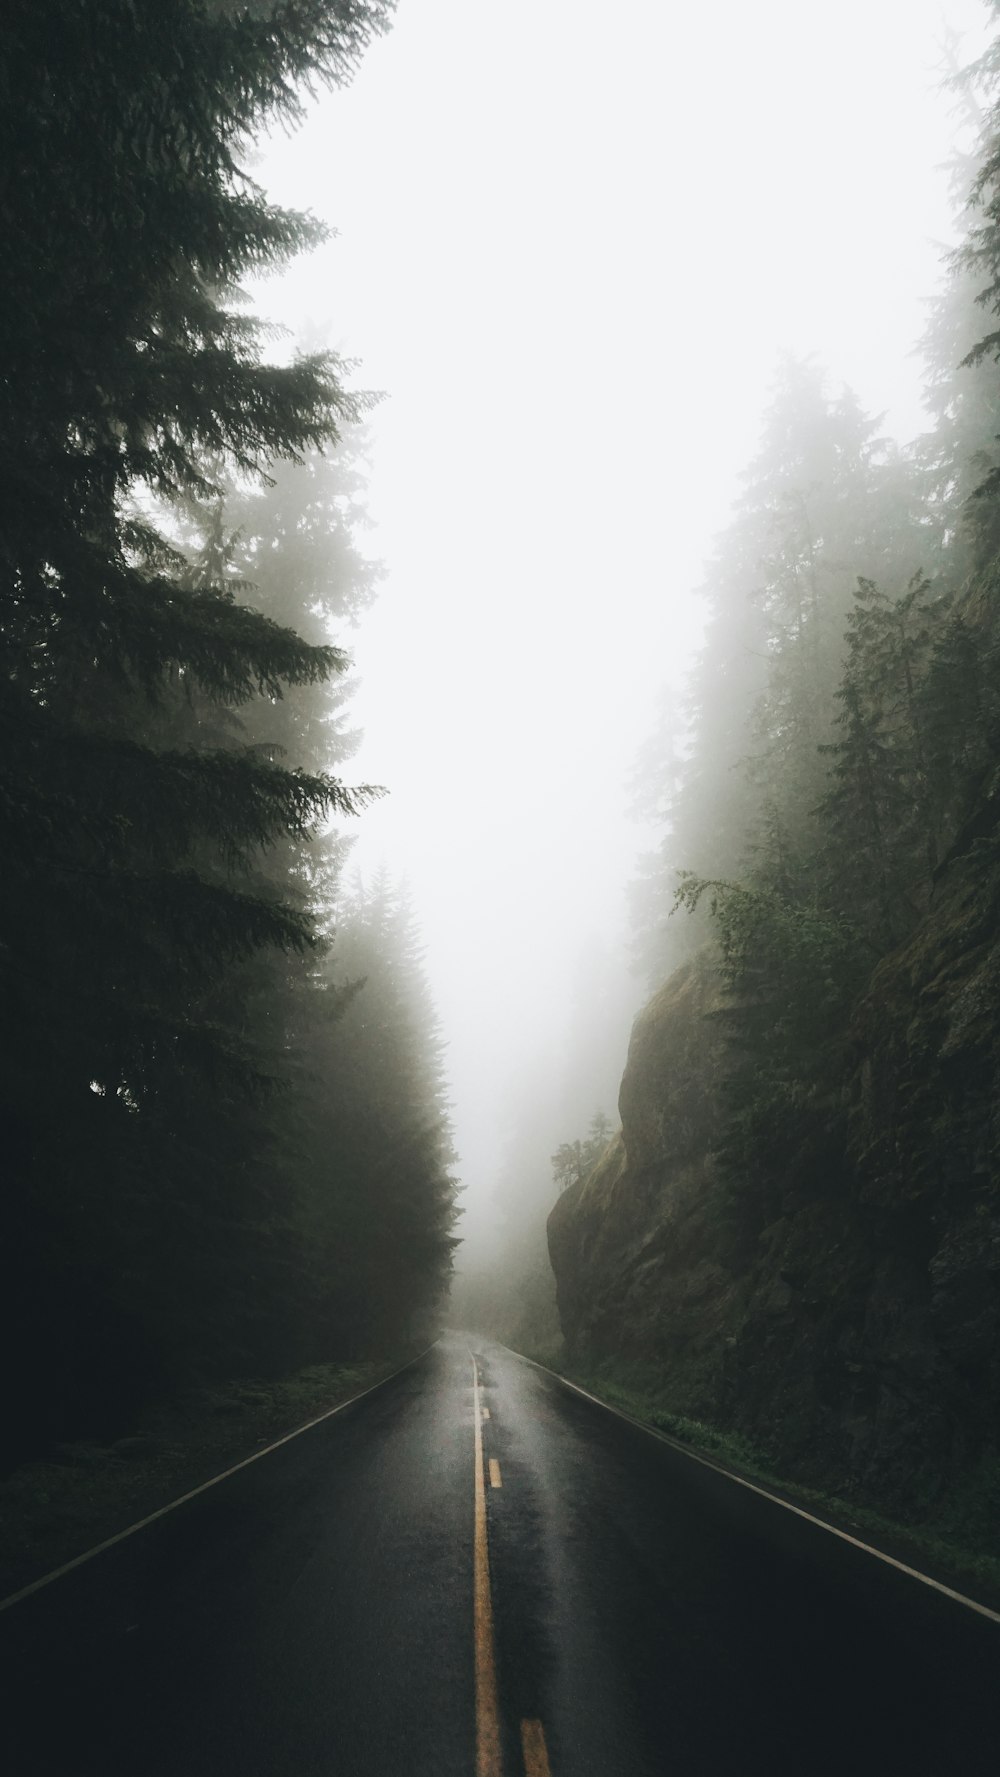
[2,1332,997,1775]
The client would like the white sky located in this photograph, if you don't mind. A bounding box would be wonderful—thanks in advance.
[256,0,991,1245]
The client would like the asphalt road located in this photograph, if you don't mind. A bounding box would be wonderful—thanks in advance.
[2,1332,998,1776]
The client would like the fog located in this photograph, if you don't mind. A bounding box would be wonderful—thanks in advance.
[254,0,988,1267]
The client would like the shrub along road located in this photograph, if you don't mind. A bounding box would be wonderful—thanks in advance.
[1,1333,997,1775]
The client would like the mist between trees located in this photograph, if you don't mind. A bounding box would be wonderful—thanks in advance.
[0,0,459,1466]
[464,13,1000,1410]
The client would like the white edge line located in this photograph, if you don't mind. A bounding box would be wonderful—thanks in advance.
[518,1351,1000,1628]
[0,1344,435,1615]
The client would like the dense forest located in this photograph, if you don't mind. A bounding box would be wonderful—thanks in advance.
[628,75,1000,1219]
[548,18,1000,1531]
[6,0,1000,1565]
[0,0,457,1466]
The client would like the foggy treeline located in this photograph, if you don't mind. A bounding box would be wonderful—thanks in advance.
[530,25,1000,1555]
[468,26,1000,1360]
[625,32,1000,1220]
[0,1,458,1461]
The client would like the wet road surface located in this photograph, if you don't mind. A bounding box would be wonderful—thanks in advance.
[2,1332,998,1775]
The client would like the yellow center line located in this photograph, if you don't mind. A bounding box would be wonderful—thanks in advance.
[521,1718,553,1776]
[489,1458,502,1489]
[472,1358,502,1777]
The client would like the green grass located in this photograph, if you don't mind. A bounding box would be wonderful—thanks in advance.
[0,1354,415,1602]
[523,1348,1000,1609]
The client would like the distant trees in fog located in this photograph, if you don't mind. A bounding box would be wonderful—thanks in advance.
[629,19,1000,1210]
[551,1111,615,1194]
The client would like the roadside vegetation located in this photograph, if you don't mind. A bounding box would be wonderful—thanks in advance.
[0,1349,430,1603]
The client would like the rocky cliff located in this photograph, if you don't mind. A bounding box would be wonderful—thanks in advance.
[548,864,1000,1519]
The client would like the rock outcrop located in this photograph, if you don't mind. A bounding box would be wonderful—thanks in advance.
[548,868,1000,1515]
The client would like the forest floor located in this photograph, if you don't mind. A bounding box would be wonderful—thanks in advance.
[518,1345,1000,1614]
[0,1352,421,1603]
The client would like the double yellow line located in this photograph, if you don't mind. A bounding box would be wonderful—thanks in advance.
[471,1356,552,1777]
[472,1356,502,1775]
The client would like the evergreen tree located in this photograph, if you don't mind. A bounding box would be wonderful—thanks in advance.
[817,573,946,944]
[304,875,460,1350]
[0,2,398,1451]
[673,872,860,1216]
[885,9,1000,876]
[643,372,947,1212]
[551,1110,616,1195]
[633,358,928,991]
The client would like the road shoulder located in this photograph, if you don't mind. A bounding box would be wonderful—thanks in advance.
[0,1348,425,1604]
[513,1345,1000,1621]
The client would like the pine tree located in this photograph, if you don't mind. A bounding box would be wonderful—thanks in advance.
[0,2,395,1451]
[550,1110,616,1195]
[922,3,1000,848]
[817,573,946,946]
[301,874,460,1351]
[633,358,928,989]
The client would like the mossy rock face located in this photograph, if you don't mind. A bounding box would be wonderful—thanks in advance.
[547,878,1000,1520]
[548,958,742,1416]
[618,956,727,1176]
